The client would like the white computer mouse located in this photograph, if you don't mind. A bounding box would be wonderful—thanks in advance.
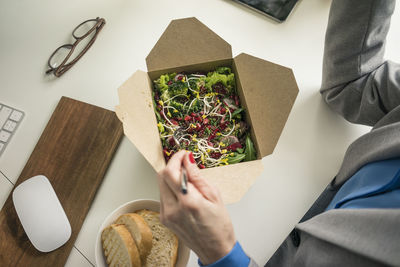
[12,175,71,252]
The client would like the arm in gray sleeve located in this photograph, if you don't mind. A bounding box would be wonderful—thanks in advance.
[320,0,400,126]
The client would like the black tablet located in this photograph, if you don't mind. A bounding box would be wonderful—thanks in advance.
[232,0,299,22]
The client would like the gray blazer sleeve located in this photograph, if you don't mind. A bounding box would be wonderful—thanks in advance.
[320,0,400,127]
[266,1,399,266]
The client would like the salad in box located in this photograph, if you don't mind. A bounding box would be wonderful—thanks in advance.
[153,67,256,169]
[116,17,298,203]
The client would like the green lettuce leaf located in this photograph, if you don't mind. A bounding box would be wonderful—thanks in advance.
[231,108,243,119]
[216,67,232,75]
[227,153,246,164]
[169,100,185,112]
[169,80,188,97]
[204,71,235,93]
[244,135,256,161]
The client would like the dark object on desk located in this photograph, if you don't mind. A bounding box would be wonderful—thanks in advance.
[232,0,299,22]
[46,17,105,77]
[0,96,123,266]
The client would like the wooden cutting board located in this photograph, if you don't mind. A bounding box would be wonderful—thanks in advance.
[0,96,123,266]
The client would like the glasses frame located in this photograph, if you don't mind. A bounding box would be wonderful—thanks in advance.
[46,17,106,77]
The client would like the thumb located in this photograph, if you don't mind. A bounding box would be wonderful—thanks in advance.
[183,152,219,202]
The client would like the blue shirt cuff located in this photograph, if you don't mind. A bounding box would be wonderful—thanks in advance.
[198,241,250,267]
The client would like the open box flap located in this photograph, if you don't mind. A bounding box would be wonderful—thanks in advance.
[200,159,264,204]
[116,70,166,172]
[234,53,298,158]
[146,17,232,72]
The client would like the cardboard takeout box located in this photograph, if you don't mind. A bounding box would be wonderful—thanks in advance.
[116,17,298,204]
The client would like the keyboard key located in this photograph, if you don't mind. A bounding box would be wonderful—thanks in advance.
[0,107,12,128]
[2,106,11,114]
[0,131,11,142]
[3,120,17,132]
[10,110,23,122]
[0,103,24,157]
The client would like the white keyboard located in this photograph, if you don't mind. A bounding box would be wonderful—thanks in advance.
[0,103,24,156]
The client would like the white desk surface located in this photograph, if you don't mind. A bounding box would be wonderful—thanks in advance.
[1,0,399,266]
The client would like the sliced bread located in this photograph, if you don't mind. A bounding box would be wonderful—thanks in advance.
[136,209,179,267]
[115,213,153,264]
[101,224,141,267]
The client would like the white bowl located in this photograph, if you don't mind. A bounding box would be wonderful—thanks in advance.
[95,199,191,267]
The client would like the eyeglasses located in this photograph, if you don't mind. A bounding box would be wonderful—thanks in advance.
[46,17,106,77]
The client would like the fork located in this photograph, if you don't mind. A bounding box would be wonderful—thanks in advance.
[173,129,188,194]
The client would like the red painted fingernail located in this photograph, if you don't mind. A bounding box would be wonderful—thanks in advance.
[189,152,195,164]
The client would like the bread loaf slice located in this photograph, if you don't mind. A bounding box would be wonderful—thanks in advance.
[136,209,179,267]
[116,213,153,264]
[101,224,141,267]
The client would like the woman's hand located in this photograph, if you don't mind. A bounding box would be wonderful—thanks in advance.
[157,150,236,265]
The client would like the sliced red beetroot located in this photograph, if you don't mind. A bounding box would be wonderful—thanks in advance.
[199,129,205,137]
[208,128,221,141]
[164,154,170,162]
[220,122,228,130]
[234,95,240,106]
[167,80,173,85]
[175,74,184,81]
[170,119,179,126]
[210,152,222,159]
[160,110,166,119]
[226,142,242,151]
[200,86,207,94]
[213,83,227,95]
[163,149,169,156]
[163,149,174,162]
[167,137,176,146]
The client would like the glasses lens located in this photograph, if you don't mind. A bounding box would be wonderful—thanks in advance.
[73,19,98,39]
[68,29,97,63]
[49,45,72,68]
